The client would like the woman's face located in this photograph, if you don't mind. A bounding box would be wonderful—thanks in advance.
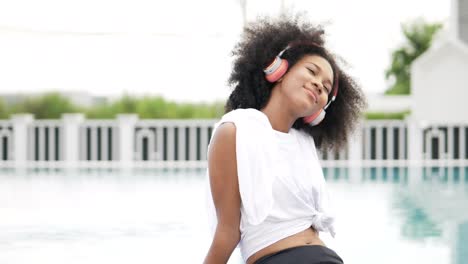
[277,54,334,117]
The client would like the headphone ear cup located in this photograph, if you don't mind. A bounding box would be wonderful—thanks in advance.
[303,109,326,126]
[265,57,289,83]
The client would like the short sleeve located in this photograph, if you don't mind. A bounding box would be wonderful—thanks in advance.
[205,109,279,237]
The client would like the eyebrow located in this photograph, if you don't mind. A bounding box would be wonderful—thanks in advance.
[309,62,333,88]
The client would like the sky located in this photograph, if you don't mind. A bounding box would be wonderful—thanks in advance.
[0,0,451,103]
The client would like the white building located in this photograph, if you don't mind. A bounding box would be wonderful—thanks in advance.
[411,0,468,123]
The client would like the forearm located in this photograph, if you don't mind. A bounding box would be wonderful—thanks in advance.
[204,228,241,264]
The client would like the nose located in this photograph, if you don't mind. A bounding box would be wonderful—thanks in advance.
[311,79,323,94]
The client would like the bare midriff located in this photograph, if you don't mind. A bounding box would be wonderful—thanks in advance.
[246,226,325,264]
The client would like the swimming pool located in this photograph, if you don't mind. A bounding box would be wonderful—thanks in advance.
[0,167,466,264]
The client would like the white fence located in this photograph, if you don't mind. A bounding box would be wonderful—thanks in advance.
[0,114,467,168]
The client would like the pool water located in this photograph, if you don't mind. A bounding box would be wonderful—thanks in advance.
[0,167,467,264]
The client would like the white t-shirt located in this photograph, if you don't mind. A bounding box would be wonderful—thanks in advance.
[205,108,336,262]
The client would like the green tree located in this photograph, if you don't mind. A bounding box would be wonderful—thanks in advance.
[85,94,139,119]
[84,95,225,119]
[385,19,443,95]
[0,99,9,119]
[1,92,225,119]
[11,92,79,119]
[111,94,139,114]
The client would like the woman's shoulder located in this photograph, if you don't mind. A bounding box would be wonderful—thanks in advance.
[210,108,269,146]
[221,108,265,120]
[217,108,269,128]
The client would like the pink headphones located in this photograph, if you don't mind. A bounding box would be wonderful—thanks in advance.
[263,42,339,126]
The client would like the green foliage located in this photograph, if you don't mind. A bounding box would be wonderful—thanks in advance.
[2,92,410,120]
[84,95,225,119]
[0,99,9,119]
[85,94,139,119]
[385,19,443,95]
[1,92,225,119]
[365,110,411,120]
[9,92,80,119]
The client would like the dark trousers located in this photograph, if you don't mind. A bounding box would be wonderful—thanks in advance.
[254,245,344,264]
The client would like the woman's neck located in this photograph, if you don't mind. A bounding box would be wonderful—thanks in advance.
[260,89,296,133]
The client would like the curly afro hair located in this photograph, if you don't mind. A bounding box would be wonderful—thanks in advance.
[225,14,366,152]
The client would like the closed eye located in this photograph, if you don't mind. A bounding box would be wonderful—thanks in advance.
[307,68,316,75]
[308,68,331,93]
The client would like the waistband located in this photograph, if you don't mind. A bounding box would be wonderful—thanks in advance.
[254,245,343,264]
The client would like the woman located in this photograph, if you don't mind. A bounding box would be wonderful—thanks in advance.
[203,14,366,264]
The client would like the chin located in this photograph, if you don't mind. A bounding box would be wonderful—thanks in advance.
[302,103,320,116]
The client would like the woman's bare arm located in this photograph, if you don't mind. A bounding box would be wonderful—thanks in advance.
[203,123,241,264]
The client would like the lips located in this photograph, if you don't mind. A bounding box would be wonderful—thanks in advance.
[304,88,317,103]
